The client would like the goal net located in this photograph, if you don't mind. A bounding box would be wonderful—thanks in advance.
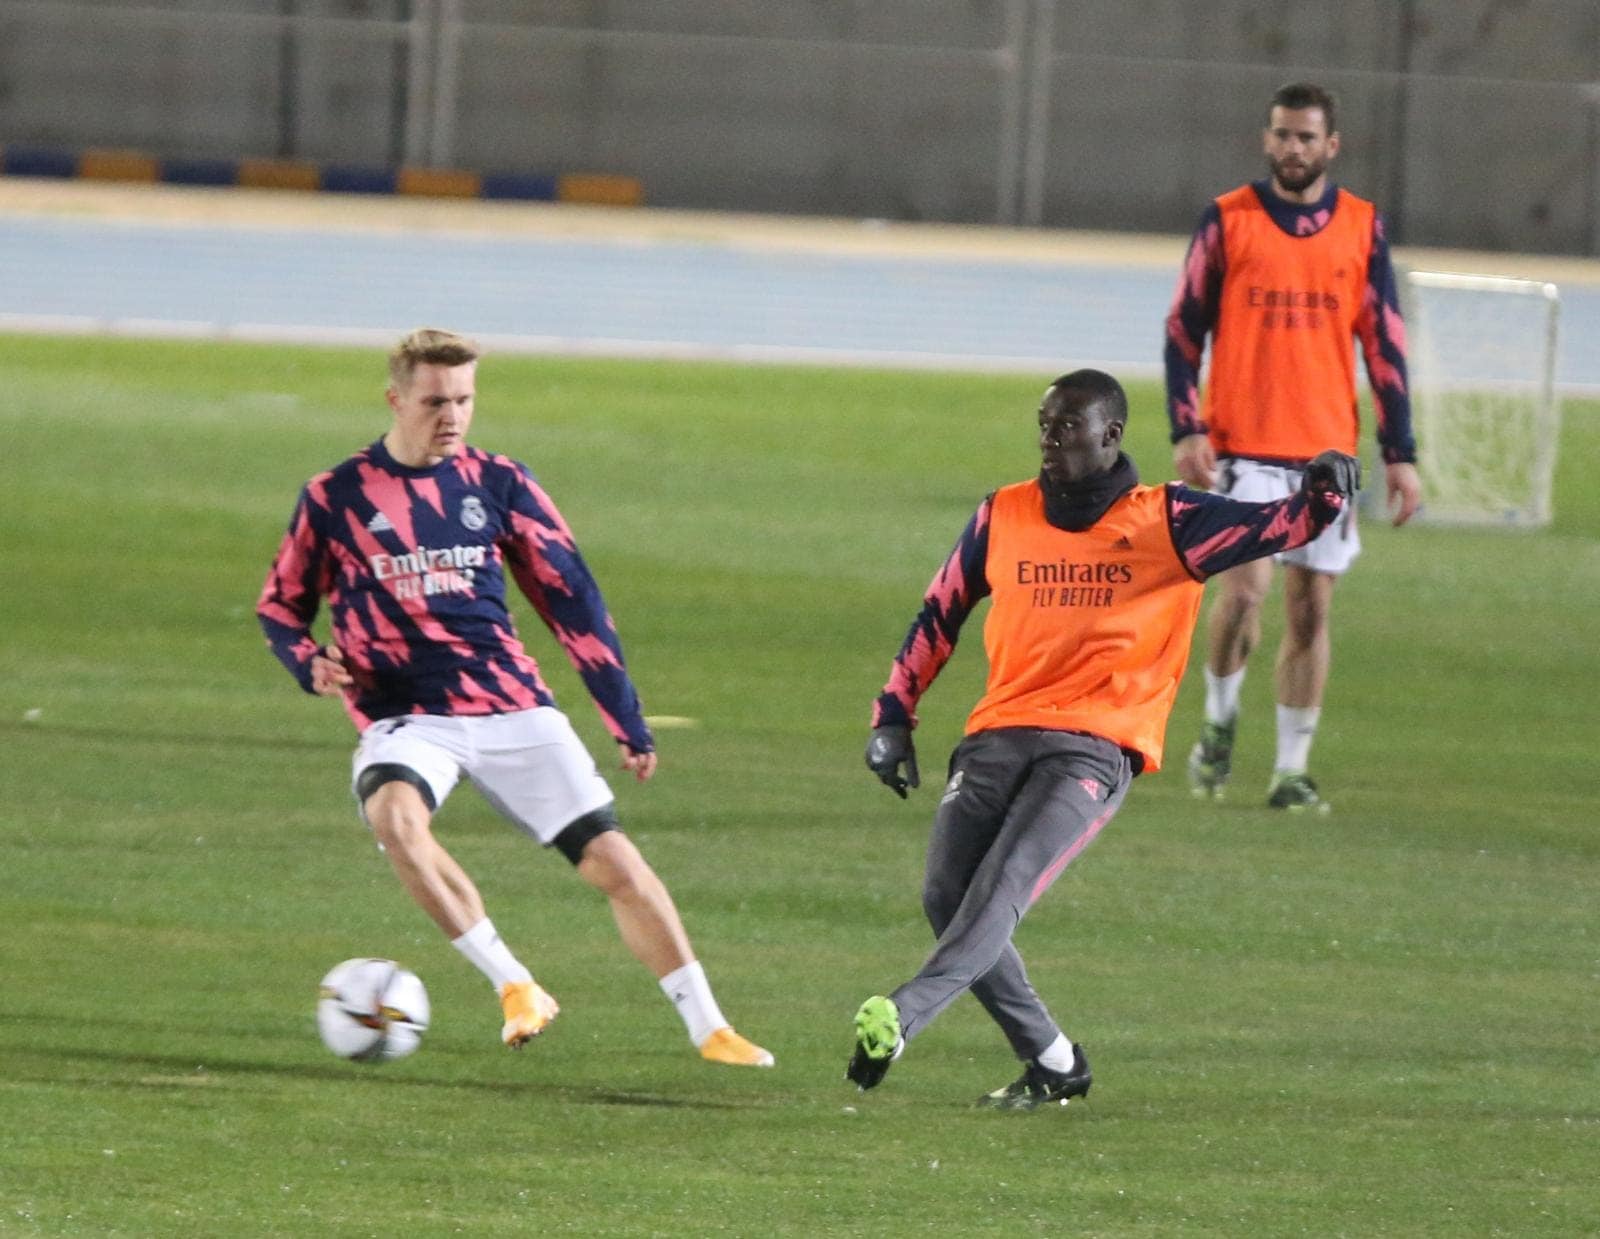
[1400,270,1561,527]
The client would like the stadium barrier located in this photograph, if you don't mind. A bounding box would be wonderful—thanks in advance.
[0,144,642,208]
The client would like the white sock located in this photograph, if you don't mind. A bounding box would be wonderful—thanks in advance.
[451,917,533,990]
[1274,704,1321,773]
[1204,667,1246,725]
[1035,1033,1076,1072]
[659,960,728,1047]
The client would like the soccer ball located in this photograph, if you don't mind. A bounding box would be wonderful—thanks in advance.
[316,958,430,1062]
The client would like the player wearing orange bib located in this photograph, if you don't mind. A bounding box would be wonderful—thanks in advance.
[1165,82,1421,812]
[845,370,1359,1105]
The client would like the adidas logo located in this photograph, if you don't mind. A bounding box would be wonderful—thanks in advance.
[366,511,394,533]
[1113,536,1133,550]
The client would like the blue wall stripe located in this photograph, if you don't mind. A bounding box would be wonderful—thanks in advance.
[160,157,240,187]
[2,145,627,205]
[481,171,559,202]
[320,165,398,195]
[3,147,79,178]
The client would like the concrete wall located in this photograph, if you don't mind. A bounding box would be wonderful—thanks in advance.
[1038,1,1600,253]
[0,0,411,163]
[0,0,1595,253]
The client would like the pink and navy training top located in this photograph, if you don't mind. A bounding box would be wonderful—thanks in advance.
[257,439,653,752]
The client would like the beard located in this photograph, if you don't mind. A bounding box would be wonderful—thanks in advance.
[1269,153,1327,195]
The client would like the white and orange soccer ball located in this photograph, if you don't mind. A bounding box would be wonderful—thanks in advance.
[316,958,430,1062]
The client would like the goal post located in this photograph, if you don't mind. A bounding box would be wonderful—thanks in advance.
[1399,270,1561,528]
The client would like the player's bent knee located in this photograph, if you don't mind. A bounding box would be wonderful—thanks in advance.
[553,803,621,867]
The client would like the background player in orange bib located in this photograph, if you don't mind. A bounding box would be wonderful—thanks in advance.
[1164,82,1422,811]
[846,370,1359,1106]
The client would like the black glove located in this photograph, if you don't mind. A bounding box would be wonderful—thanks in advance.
[865,725,920,799]
[1303,450,1361,500]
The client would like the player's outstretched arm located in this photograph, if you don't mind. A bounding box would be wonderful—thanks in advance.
[1168,451,1358,579]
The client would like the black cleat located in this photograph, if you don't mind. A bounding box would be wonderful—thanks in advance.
[976,1044,1092,1111]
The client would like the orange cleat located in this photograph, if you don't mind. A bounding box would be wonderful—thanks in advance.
[699,1026,775,1068]
[500,980,560,1048]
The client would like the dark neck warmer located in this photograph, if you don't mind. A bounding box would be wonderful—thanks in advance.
[1038,452,1139,531]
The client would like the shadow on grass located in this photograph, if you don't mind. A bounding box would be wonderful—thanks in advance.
[0,720,342,755]
[15,1045,757,1110]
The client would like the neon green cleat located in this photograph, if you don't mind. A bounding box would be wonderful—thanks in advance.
[845,995,902,1091]
[1188,719,1235,799]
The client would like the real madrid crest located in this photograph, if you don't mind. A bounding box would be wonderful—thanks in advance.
[459,495,487,532]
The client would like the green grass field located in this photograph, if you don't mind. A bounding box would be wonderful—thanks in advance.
[2,334,1596,1236]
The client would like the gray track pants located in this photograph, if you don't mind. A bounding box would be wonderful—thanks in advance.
[889,727,1133,1061]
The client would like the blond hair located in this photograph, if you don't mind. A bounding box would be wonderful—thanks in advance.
[388,328,480,389]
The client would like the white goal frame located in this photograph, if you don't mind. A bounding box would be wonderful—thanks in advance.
[1401,270,1561,528]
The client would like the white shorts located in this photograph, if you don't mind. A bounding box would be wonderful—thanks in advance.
[351,707,614,845]
[1218,457,1361,575]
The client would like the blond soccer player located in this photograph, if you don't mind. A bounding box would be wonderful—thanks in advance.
[258,328,772,1067]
